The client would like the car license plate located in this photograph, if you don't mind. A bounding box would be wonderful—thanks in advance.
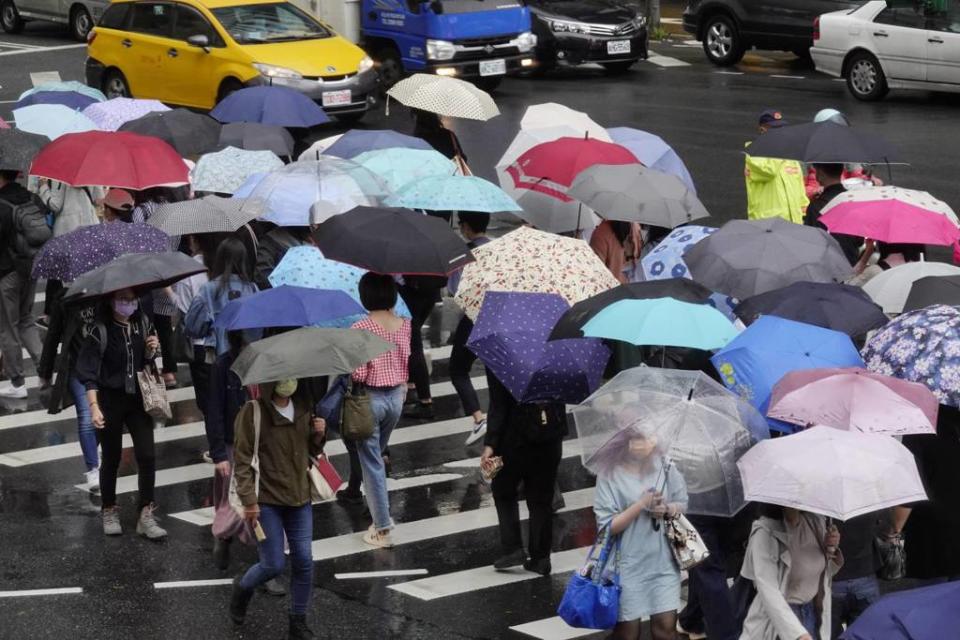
[321,90,351,107]
[607,40,631,55]
[479,59,506,77]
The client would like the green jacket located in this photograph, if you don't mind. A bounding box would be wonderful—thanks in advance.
[233,388,322,508]
[744,146,808,224]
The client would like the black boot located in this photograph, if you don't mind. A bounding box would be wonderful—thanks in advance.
[523,557,552,576]
[493,548,527,571]
[288,614,316,640]
[213,536,232,571]
[229,577,254,625]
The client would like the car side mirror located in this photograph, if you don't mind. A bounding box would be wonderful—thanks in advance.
[187,34,210,51]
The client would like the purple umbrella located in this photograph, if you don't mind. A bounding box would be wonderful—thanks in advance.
[82,98,170,131]
[15,91,99,111]
[467,291,610,403]
[32,222,170,281]
[210,86,329,128]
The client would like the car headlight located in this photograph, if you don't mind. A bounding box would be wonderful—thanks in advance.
[426,39,456,61]
[548,19,588,34]
[512,31,538,52]
[252,63,302,80]
[358,55,374,73]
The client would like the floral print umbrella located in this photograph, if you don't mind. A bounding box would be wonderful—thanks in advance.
[453,226,620,321]
[862,304,960,408]
[32,222,170,281]
[82,98,170,131]
[192,147,283,194]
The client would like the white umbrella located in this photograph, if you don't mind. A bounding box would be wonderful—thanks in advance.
[863,260,960,314]
[386,74,499,121]
[519,103,609,140]
[737,426,927,520]
[297,134,344,161]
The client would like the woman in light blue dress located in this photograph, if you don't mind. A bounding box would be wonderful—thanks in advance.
[594,428,689,640]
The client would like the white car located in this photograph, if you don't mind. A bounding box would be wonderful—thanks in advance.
[811,0,960,101]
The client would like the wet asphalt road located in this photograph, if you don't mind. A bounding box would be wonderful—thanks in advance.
[1,20,959,640]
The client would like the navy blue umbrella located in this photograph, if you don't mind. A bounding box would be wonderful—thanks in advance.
[15,90,99,111]
[210,86,329,128]
[323,129,432,159]
[842,582,960,640]
[214,285,364,330]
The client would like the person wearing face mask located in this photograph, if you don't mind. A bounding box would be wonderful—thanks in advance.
[590,427,689,640]
[75,288,166,540]
[229,377,327,640]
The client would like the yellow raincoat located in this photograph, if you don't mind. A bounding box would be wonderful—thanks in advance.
[744,143,808,224]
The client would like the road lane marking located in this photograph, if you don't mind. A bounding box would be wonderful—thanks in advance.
[0,43,87,56]
[336,569,429,580]
[154,579,233,589]
[30,71,62,85]
[646,55,691,68]
[0,587,83,597]
[510,616,600,639]
[715,71,744,75]
[770,74,805,79]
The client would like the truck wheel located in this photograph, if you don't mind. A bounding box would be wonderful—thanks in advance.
[1,0,24,34]
[702,14,743,66]
[377,48,403,89]
[70,5,92,41]
[846,51,888,102]
[475,77,501,92]
[102,69,130,99]
[602,60,635,75]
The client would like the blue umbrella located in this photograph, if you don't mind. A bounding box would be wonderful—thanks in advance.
[214,285,364,330]
[18,81,106,103]
[582,298,738,351]
[608,126,696,193]
[468,291,610,403]
[842,582,960,640]
[13,104,99,140]
[353,148,457,191]
[711,315,864,432]
[267,246,411,324]
[233,172,314,226]
[15,90,99,111]
[323,129,432,159]
[32,222,170,281]
[210,86,329,127]
[385,175,520,213]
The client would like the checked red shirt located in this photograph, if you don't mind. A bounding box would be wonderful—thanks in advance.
[351,316,411,388]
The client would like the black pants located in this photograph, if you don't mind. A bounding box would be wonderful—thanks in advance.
[189,346,210,419]
[43,279,62,317]
[449,315,481,416]
[152,314,177,375]
[344,438,363,493]
[491,438,562,560]
[399,285,436,402]
[99,388,156,510]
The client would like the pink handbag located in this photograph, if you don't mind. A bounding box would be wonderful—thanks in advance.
[309,454,344,502]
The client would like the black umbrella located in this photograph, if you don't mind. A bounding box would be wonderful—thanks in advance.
[745,121,903,164]
[735,282,887,338]
[217,122,295,158]
[0,128,47,173]
[548,278,714,340]
[312,206,475,276]
[118,108,221,157]
[903,275,960,313]
[64,251,206,301]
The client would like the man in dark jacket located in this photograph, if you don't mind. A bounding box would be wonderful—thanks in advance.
[254,226,311,290]
[804,163,861,266]
[0,170,46,398]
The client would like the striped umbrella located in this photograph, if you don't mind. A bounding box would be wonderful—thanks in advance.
[147,196,264,235]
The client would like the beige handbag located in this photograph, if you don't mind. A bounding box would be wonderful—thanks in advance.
[664,514,711,570]
[228,401,262,516]
[137,363,172,420]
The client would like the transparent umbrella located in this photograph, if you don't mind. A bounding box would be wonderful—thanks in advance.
[571,367,769,516]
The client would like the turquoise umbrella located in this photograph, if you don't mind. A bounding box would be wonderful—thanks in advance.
[19,81,106,103]
[385,175,521,213]
[12,104,100,140]
[353,148,456,191]
[581,297,738,350]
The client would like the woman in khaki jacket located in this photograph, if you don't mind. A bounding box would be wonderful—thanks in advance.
[740,506,843,640]
[228,379,326,640]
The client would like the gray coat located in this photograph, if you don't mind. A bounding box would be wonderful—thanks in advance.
[739,516,843,640]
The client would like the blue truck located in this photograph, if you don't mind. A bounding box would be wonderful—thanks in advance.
[295,0,537,89]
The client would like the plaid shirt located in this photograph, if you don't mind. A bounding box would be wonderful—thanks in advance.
[351,317,411,388]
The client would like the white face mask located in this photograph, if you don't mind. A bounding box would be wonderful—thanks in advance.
[274,379,298,398]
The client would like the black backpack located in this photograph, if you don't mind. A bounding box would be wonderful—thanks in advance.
[4,196,53,261]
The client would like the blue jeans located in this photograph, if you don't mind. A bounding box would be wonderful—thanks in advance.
[831,576,880,639]
[239,503,313,615]
[70,376,98,471]
[790,602,817,637]
[359,385,404,530]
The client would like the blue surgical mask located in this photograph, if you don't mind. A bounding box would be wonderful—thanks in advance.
[113,298,138,319]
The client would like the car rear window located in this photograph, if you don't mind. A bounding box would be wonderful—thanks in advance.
[128,2,174,37]
[211,2,330,43]
[99,3,130,29]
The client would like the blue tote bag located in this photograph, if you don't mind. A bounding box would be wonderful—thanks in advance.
[557,526,621,629]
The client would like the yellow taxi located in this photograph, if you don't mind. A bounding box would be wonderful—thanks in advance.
[85,0,377,119]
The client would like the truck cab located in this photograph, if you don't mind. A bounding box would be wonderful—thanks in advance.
[298,0,536,88]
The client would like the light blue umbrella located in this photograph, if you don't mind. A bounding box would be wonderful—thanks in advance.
[268,246,411,324]
[353,148,456,192]
[12,104,99,140]
[582,298,738,351]
[323,129,432,159]
[608,127,696,193]
[385,175,521,213]
[233,172,313,226]
[192,147,283,194]
[82,98,170,131]
[19,81,106,103]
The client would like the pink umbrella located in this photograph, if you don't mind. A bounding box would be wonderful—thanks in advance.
[819,187,960,246]
[768,367,938,436]
[0,118,9,129]
[737,426,927,520]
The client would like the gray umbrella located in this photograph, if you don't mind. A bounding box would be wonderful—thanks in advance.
[231,327,394,385]
[0,128,47,173]
[64,251,206,301]
[684,217,853,300]
[568,163,710,228]
[147,195,264,235]
[218,122,295,158]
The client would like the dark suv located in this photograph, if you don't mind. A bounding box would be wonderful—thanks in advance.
[683,0,859,66]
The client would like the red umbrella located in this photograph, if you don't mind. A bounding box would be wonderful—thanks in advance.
[0,118,9,129]
[29,131,188,189]
[505,136,638,199]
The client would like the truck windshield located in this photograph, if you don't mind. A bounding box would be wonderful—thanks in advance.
[211,3,331,43]
[435,0,525,15]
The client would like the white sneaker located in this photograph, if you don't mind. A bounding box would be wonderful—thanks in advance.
[363,525,394,548]
[464,419,487,446]
[0,383,27,399]
[85,469,100,493]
